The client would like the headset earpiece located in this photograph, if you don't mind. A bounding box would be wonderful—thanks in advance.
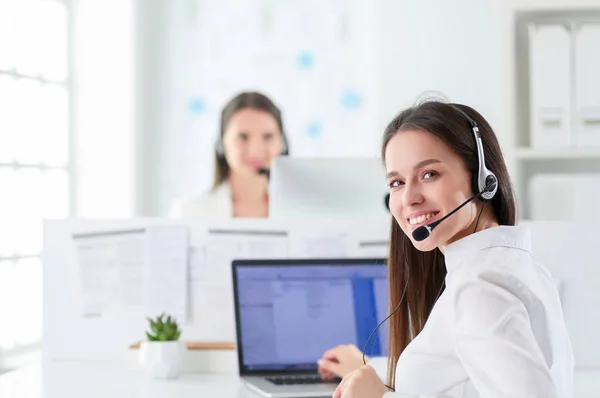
[453,105,498,202]
[473,123,498,202]
[480,173,498,201]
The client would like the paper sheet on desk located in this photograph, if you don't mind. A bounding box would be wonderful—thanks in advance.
[188,228,289,339]
[144,225,189,321]
[289,228,351,258]
[74,229,147,318]
[196,228,289,283]
[73,225,189,321]
[289,221,388,259]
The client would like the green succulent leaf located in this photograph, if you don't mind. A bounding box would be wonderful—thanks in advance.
[146,312,181,342]
[150,321,159,335]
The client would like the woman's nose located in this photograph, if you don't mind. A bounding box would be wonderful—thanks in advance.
[247,137,266,157]
[402,183,424,208]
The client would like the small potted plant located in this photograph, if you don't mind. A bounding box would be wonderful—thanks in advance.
[139,312,186,379]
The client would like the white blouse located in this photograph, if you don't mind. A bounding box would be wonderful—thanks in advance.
[369,225,574,398]
[170,182,233,219]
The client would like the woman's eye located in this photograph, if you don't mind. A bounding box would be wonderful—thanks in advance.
[423,171,438,179]
[389,180,404,188]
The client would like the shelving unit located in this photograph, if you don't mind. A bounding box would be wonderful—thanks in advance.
[515,147,600,160]
[513,8,600,220]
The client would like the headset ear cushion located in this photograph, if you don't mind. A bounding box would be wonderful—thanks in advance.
[473,172,498,201]
[481,173,498,201]
[485,174,498,191]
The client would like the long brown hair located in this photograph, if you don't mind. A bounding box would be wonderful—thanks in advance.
[381,100,517,388]
[213,91,289,188]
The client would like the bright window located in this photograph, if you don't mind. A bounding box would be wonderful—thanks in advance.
[0,0,70,359]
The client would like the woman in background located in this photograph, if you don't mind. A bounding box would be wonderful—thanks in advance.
[319,99,573,397]
[175,91,289,219]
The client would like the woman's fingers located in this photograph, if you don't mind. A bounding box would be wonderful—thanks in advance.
[333,371,352,398]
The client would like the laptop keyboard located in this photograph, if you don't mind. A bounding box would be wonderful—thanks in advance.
[266,374,342,385]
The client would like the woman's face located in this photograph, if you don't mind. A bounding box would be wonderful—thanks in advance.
[385,129,480,251]
[222,108,284,177]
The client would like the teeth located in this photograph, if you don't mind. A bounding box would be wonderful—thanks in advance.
[408,213,435,225]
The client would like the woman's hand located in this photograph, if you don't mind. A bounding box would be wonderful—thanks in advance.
[317,344,366,379]
[333,365,388,398]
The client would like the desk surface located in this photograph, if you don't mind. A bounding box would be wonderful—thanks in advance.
[0,361,260,398]
[2,361,600,398]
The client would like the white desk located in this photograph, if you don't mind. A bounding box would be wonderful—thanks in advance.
[1,361,599,398]
[0,361,262,398]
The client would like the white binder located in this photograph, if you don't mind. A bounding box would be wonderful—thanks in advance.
[574,23,600,147]
[528,24,572,147]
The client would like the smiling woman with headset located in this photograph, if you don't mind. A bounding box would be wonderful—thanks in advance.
[318,99,574,397]
[173,91,290,219]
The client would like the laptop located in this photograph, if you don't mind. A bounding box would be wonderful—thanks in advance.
[231,258,389,398]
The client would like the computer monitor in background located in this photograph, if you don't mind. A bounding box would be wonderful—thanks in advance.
[269,157,390,220]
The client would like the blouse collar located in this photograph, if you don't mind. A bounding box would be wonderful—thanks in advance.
[443,225,532,273]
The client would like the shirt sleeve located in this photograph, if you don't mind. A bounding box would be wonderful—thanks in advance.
[450,270,559,398]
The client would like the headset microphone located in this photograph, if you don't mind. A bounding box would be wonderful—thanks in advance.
[412,177,497,242]
[257,168,270,178]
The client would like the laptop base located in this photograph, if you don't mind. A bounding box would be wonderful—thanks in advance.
[242,376,338,398]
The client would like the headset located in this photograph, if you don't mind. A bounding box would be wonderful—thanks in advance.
[455,105,498,203]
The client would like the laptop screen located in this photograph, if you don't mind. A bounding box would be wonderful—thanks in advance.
[232,259,389,374]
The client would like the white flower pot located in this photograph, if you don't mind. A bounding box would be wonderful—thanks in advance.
[139,341,186,379]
